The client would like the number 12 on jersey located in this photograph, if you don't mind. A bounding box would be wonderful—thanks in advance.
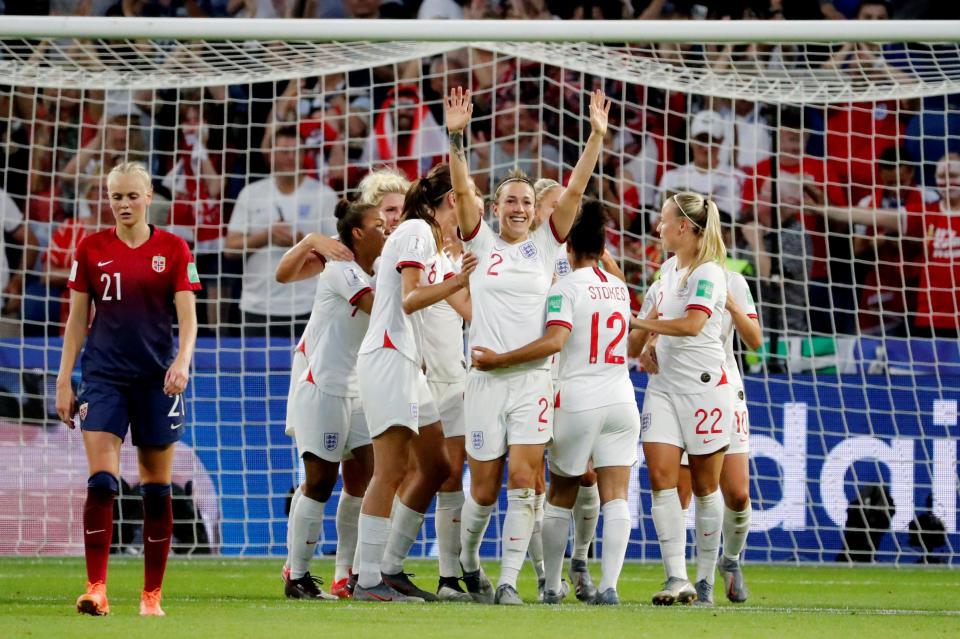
[589,312,626,364]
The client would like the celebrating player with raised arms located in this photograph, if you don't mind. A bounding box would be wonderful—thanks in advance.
[445,86,610,605]
[353,164,477,603]
[472,200,640,605]
[56,162,202,617]
[276,200,385,600]
[629,191,732,606]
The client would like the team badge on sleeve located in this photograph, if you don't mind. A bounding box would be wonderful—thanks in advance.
[187,262,200,284]
[519,241,538,259]
[152,255,166,273]
[324,432,339,451]
[471,430,484,449]
[696,280,714,299]
[548,295,562,312]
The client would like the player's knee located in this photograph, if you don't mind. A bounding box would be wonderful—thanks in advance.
[647,467,675,492]
[724,489,750,512]
[87,471,119,495]
[470,482,499,507]
[507,467,537,490]
[302,477,335,502]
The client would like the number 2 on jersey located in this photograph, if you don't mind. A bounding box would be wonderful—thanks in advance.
[100,272,122,301]
[486,252,503,276]
[589,312,626,364]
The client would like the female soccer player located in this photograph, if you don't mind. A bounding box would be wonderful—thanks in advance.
[352,164,477,603]
[629,191,732,607]
[445,87,610,605]
[358,168,410,235]
[472,200,641,605]
[56,162,202,617]
[276,200,386,599]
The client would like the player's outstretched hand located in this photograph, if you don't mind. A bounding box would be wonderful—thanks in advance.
[444,87,473,133]
[309,233,354,262]
[471,346,502,371]
[56,381,76,428]
[456,251,478,287]
[589,89,611,138]
[164,357,190,396]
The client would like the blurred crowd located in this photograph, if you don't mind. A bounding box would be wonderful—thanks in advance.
[1,0,959,344]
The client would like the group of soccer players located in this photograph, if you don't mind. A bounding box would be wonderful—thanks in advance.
[59,85,759,616]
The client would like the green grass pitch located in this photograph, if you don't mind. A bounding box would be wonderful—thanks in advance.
[1,558,957,639]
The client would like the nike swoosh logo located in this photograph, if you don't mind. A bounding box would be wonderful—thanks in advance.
[739,437,748,442]
[146,537,169,543]
[452,519,461,523]
[508,537,522,541]
[734,531,745,534]
[466,528,478,534]
[85,529,105,535]
[583,516,595,521]
[537,427,547,432]
[98,260,113,267]
[703,531,717,537]
[306,541,317,545]
[366,592,393,602]
[702,438,717,445]
[170,423,182,430]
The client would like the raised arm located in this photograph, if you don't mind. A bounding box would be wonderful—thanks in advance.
[550,90,611,239]
[444,88,480,238]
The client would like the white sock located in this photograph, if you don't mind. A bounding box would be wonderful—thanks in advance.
[356,514,390,589]
[289,495,325,579]
[695,490,723,585]
[459,493,493,573]
[381,501,425,575]
[498,488,536,588]
[541,501,571,594]
[435,491,464,578]
[651,488,688,581]
[527,492,546,579]
[284,485,303,569]
[722,504,751,562]
[572,483,600,561]
[597,499,630,593]
[334,493,362,581]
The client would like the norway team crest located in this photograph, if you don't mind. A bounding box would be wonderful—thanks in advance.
[324,432,339,451]
[78,402,88,420]
[152,255,166,273]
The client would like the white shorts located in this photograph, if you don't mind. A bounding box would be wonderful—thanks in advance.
[284,347,309,436]
[427,378,465,439]
[641,385,733,456]
[679,392,749,465]
[357,348,440,438]
[288,381,371,462]
[464,368,553,462]
[549,402,641,477]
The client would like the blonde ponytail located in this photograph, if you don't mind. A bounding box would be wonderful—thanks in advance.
[672,191,726,289]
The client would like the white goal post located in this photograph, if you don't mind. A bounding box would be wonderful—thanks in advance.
[0,17,956,565]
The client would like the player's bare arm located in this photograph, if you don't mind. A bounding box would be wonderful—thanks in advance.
[471,324,570,371]
[400,251,478,315]
[274,233,353,283]
[725,295,763,351]
[550,90,611,240]
[164,290,198,397]
[631,307,709,337]
[56,289,91,427]
[444,87,479,237]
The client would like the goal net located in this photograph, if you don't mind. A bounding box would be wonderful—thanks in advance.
[0,17,956,565]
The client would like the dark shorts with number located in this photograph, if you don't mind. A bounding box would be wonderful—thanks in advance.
[77,376,186,447]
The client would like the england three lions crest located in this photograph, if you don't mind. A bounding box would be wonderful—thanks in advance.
[152,255,166,273]
[324,432,339,451]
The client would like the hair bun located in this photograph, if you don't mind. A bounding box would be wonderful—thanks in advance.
[334,198,352,220]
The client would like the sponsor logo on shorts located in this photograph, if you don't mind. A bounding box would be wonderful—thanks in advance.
[152,255,166,273]
[702,438,717,445]
[78,402,88,421]
[409,403,419,420]
[170,422,182,430]
[324,432,339,451]
[640,413,651,432]
[519,241,537,260]
[471,430,484,449]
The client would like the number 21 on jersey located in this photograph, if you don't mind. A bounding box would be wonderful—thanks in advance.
[100,272,122,301]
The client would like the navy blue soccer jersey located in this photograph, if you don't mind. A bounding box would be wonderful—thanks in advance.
[68,225,202,381]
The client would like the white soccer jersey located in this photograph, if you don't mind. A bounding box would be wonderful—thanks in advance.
[300,261,374,397]
[463,218,564,374]
[546,266,635,413]
[359,219,437,364]
[721,270,758,392]
[647,255,727,395]
[421,251,466,383]
[639,279,661,320]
